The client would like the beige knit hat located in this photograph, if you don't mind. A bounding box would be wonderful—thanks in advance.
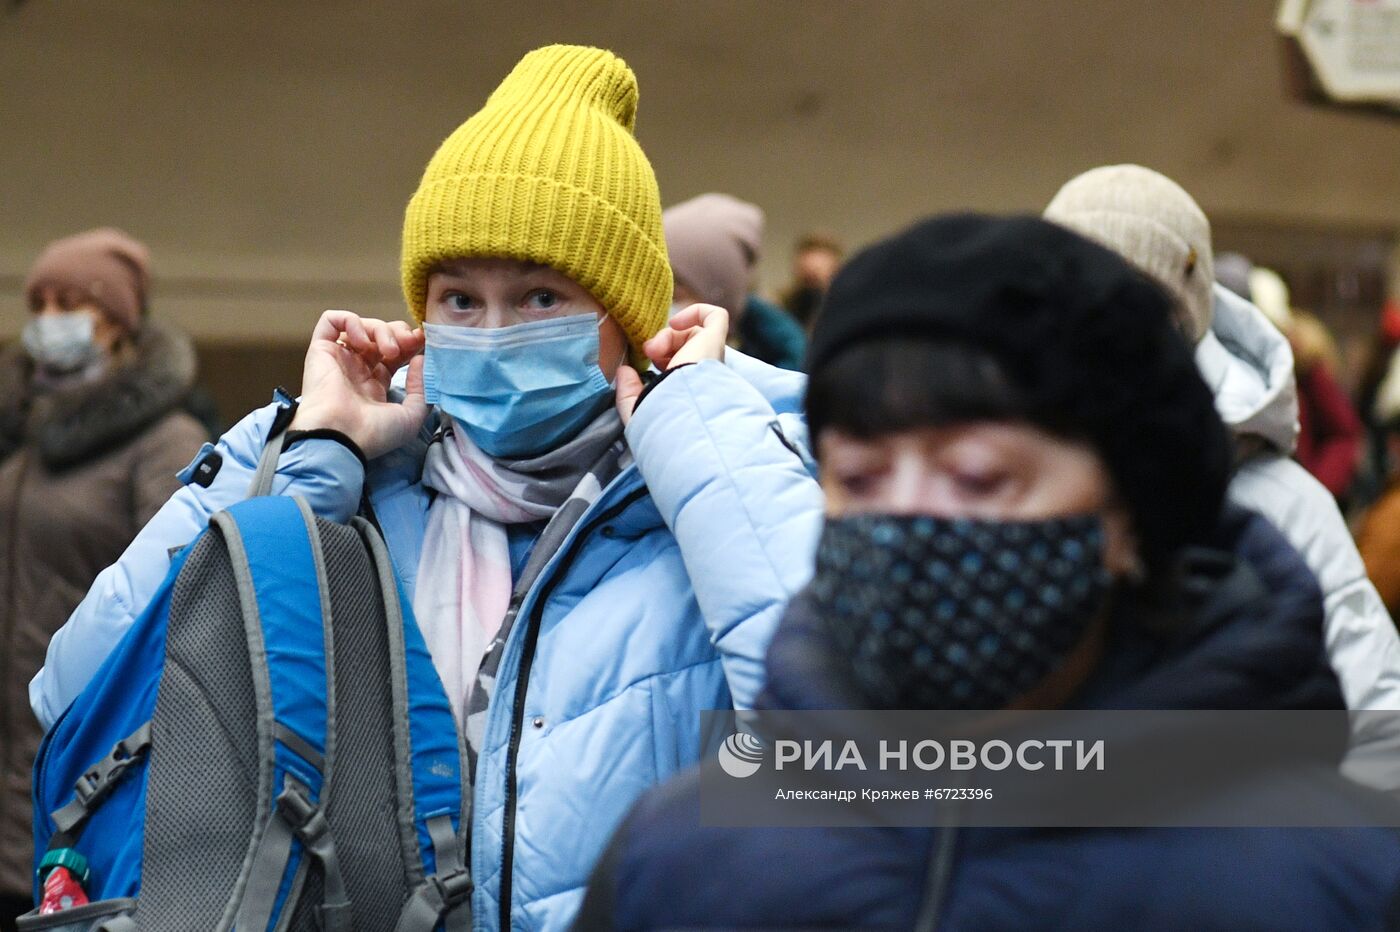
[1044,165,1214,343]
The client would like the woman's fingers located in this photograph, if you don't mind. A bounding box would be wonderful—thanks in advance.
[646,304,729,370]
[332,340,374,384]
[361,318,419,361]
[397,355,430,435]
[349,318,387,370]
[367,319,424,369]
[360,318,399,360]
[402,353,426,406]
[393,323,426,362]
[644,326,701,368]
[666,303,723,332]
[311,309,357,344]
[341,314,369,351]
[295,312,429,459]
[307,312,428,386]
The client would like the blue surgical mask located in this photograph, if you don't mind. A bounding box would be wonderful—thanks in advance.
[422,314,613,458]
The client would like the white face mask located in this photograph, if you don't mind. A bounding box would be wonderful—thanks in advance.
[22,311,99,373]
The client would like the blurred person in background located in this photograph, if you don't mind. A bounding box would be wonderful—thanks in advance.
[779,231,843,330]
[578,215,1400,931]
[1358,245,1400,421]
[1356,346,1400,620]
[1250,266,1364,503]
[663,193,806,370]
[0,228,205,927]
[1043,165,1400,786]
[1353,275,1400,509]
[1213,250,1253,303]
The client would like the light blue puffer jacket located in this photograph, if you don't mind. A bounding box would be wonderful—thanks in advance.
[30,353,825,931]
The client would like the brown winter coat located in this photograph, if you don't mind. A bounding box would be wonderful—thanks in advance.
[0,323,206,898]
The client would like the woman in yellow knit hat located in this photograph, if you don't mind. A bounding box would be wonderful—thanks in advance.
[37,45,823,930]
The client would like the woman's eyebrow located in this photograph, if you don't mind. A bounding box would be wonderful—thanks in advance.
[514,262,569,285]
[428,259,473,279]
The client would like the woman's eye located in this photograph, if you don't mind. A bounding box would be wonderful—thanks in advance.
[443,293,473,312]
[836,473,878,497]
[525,289,561,311]
[953,471,1008,497]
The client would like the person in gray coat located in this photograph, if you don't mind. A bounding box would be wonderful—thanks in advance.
[1045,165,1400,789]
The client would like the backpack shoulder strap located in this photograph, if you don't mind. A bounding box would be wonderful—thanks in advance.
[217,496,350,932]
[350,518,471,932]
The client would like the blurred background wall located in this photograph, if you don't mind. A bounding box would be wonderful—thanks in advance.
[2,0,1398,421]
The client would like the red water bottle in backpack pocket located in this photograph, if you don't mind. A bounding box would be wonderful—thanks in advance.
[37,848,90,913]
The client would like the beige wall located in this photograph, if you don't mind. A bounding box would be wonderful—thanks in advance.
[3,0,1400,348]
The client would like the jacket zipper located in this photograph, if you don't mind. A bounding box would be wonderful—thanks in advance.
[496,485,649,931]
[913,807,961,932]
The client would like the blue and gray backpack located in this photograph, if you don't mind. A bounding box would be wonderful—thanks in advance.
[25,429,471,932]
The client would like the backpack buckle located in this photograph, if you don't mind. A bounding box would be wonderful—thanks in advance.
[73,723,153,808]
[276,785,330,844]
[72,770,107,807]
[50,722,154,840]
[435,868,473,908]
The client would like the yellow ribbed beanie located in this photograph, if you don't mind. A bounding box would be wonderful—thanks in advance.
[402,45,671,366]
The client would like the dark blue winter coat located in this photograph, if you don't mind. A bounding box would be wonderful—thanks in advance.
[576,508,1400,931]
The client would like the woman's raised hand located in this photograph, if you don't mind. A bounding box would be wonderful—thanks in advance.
[616,303,729,426]
[288,310,429,460]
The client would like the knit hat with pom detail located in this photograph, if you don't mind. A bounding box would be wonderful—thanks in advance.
[401,45,671,367]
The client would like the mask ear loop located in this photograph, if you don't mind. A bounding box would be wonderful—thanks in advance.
[596,312,628,389]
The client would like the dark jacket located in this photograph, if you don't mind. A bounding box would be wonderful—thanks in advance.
[578,508,1400,930]
[0,322,206,898]
[737,295,806,371]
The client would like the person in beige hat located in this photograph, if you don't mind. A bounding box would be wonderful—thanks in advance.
[0,229,205,924]
[1045,165,1400,788]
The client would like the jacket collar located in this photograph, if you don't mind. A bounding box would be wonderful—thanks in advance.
[1197,283,1300,455]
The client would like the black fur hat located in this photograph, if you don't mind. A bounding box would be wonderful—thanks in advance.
[805,213,1233,573]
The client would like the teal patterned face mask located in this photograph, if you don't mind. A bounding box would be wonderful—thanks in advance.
[421,314,613,459]
[809,512,1112,710]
